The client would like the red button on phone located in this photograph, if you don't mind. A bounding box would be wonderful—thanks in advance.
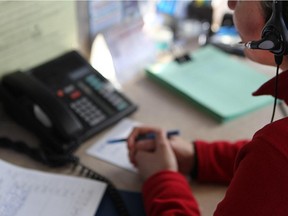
[70,90,81,100]
[57,89,64,97]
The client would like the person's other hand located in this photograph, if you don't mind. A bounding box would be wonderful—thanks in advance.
[127,127,178,180]
[169,136,195,175]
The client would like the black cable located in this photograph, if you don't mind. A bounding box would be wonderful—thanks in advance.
[0,137,131,216]
[271,55,282,123]
[0,137,79,167]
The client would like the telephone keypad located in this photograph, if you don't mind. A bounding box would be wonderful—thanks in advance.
[70,97,106,126]
[84,74,129,111]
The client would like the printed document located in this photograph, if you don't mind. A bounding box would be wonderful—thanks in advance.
[87,118,140,172]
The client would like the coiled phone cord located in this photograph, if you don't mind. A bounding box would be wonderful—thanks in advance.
[0,137,131,216]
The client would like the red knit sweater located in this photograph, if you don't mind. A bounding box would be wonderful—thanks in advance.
[142,71,288,215]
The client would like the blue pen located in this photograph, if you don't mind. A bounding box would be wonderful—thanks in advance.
[107,130,180,144]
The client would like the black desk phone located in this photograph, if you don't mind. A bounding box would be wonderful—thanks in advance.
[0,51,137,216]
[0,51,137,156]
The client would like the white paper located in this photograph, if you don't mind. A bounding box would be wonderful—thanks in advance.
[87,118,140,172]
[0,159,107,216]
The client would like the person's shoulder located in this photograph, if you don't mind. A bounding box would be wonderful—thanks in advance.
[254,117,288,139]
[252,117,288,158]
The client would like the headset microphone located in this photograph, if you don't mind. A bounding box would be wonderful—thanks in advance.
[244,35,280,51]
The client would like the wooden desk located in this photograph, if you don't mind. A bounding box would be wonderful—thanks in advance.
[0,63,281,215]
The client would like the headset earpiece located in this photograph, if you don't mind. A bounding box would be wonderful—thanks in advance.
[262,0,288,55]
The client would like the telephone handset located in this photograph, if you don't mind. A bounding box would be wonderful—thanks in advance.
[1,71,84,144]
[0,51,137,155]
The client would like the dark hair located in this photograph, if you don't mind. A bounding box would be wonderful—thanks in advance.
[260,1,288,22]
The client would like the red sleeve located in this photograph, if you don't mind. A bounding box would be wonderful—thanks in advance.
[141,140,249,216]
[141,118,288,215]
[194,139,249,184]
[142,171,200,216]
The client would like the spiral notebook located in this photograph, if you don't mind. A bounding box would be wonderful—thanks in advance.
[146,45,273,122]
[0,159,106,216]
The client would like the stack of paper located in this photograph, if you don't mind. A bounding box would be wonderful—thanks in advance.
[146,45,273,122]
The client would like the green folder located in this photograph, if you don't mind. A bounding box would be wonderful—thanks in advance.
[145,45,273,122]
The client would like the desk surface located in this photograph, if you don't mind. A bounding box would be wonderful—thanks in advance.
[0,61,280,216]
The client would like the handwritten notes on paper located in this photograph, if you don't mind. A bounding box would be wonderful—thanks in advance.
[87,118,140,172]
[0,0,78,77]
[0,159,106,216]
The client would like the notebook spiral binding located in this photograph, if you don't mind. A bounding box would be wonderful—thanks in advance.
[70,161,131,216]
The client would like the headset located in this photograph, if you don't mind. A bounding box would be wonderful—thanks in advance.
[243,0,288,122]
[245,0,288,64]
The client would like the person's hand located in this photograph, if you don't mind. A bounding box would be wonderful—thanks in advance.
[127,127,178,180]
[127,126,196,176]
[169,136,195,175]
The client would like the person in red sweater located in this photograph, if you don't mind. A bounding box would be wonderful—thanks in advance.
[127,1,288,215]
